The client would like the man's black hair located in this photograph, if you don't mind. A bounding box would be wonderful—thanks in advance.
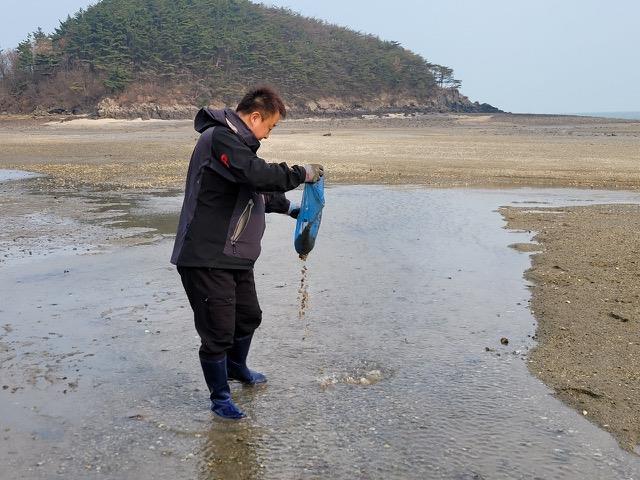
[236,86,287,119]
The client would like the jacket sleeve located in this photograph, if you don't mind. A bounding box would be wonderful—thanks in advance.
[212,128,306,192]
[263,192,291,214]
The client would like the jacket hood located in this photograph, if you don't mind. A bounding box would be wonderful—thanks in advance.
[194,107,260,152]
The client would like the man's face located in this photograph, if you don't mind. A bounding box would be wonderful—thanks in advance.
[246,111,280,140]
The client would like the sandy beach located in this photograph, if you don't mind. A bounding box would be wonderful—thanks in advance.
[1,113,640,190]
[1,112,640,477]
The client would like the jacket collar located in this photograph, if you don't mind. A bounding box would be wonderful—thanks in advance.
[224,108,261,153]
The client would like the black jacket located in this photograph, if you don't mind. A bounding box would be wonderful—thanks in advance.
[171,108,306,269]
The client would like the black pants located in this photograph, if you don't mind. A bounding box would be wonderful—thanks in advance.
[178,267,262,361]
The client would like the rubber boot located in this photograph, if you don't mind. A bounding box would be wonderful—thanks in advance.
[227,334,267,385]
[200,356,246,419]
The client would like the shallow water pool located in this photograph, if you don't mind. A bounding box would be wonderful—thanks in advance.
[2,186,640,479]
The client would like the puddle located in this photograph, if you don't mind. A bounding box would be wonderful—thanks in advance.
[0,178,181,267]
[2,186,640,479]
[0,169,43,182]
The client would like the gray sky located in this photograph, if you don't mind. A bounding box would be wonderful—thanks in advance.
[2,0,639,114]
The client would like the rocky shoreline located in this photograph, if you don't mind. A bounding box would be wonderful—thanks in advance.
[10,88,501,120]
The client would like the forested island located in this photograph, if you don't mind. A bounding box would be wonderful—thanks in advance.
[0,0,499,118]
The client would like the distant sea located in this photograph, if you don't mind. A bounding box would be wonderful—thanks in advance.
[570,111,640,120]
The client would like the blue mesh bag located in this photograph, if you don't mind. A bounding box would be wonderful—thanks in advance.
[294,177,325,257]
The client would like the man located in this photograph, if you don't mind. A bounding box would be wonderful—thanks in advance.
[171,86,323,419]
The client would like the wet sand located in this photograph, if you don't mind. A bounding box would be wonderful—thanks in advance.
[2,113,640,475]
[501,204,640,453]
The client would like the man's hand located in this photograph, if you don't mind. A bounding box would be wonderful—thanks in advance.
[288,202,300,219]
[304,164,324,183]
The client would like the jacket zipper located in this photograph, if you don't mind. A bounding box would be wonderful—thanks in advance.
[231,199,254,253]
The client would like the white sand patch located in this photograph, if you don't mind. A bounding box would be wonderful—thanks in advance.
[455,114,494,123]
[44,117,180,128]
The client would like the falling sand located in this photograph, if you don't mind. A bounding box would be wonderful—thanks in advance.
[297,256,310,340]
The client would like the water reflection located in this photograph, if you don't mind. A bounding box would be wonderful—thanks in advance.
[198,390,264,480]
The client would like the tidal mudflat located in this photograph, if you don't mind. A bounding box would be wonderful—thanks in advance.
[2,113,640,190]
[2,176,640,479]
[2,113,640,478]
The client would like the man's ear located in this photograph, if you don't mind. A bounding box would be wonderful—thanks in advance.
[250,111,262,123]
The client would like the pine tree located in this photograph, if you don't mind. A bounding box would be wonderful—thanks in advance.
[0,0,461,113]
